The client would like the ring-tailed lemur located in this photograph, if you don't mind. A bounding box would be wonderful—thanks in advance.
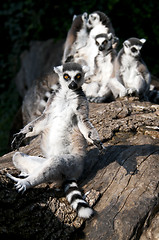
[62,12,88,64]
[108,37,157,101]
[7,62,104,219]
[82,33,118,103]
[73,11,117,77]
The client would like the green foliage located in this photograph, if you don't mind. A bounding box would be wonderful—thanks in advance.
[0,0,159,155]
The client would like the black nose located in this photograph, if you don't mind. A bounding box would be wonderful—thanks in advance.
[68,81,78,90]
[99,45,105,51]
[88,20,91,25]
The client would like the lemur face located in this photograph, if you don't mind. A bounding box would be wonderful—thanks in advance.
[54,63,89,90]
[123,38,146,57]
[95,33,117,52]
[87,13,100,28]
[73,12,88,27]
[63,71,83,90]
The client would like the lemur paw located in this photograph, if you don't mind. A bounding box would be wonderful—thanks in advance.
[11,125,33,150]
[6,173,31,194]
[127,88,137,96]
[88,129,99,141]
[119,89,128,98]
[93,140,106,153]
[11,132,26,150]
[88,130,105,152]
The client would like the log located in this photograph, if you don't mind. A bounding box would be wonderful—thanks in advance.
[0,98,159,240]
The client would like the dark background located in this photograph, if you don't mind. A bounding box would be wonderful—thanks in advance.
[0,0,159,155]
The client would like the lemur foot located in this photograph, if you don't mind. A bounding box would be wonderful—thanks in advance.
[6,173,31,193]
[127,88,137,96]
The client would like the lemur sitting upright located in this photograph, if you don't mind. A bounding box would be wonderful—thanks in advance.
[7,62,104,219]
[82,33,119,102]
[109,37,151,99]
[62,12,88,64]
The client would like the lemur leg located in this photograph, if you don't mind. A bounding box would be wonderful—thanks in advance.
[108,77,127,98]
[82,82,100,97]
[13,152,46,176]
[7,154,84,193]
[92,85,112,103]
[127,75,146,96]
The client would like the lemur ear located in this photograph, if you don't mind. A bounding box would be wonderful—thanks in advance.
[54,66,63,75]
[113,36,119,44]
[73,15,77,21]
[112,37,119,48]
[82,12,88,21]
[123,40,130,48]
[108,33,112,40]
[82,65,90,74]
[140,38,146,44]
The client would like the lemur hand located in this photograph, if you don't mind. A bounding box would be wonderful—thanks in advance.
[11,132,26,150]
[88,130,105,154]
[11,125,33,150]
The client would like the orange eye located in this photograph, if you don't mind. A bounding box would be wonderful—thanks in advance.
[63,74,70,81]
[75,73,81,80]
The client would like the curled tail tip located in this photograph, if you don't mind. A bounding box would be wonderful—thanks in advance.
[77,205,94,219]
[64,180,94,219]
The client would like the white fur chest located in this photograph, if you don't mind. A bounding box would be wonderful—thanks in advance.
[120,54,138,88]
[96,53,113,83]
[42,89,78,157]
[89,25,108,38]
[75,37,98,76]
[75,28,88,50]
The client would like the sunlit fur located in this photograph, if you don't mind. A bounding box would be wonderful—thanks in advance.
[7,62,102,218]
[62,13,88,63]
[82,33,118,102]
[109,37,151,99]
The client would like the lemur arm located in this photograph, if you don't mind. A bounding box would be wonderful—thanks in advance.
[76,97,104,151]
[11,112,48,150]
[11,92,56,150]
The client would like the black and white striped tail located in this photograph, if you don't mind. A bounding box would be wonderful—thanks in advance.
[64,180,93,219]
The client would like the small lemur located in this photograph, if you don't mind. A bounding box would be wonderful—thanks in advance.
[109,37,151,99]
[82,33,118,102]
[62,12,88,64]
[7,62,104,219]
